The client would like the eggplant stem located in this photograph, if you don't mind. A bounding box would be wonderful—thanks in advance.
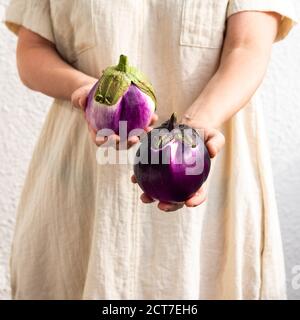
[168,112,177,131]
[116,54,129,73]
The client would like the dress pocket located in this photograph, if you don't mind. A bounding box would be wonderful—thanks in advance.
[70,0,97,56]
[180,0,228,49]
[50,0,97,63]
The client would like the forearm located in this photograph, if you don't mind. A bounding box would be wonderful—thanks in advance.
[17,28,96,101]
[182,12,280,129]
[182,45,271,129]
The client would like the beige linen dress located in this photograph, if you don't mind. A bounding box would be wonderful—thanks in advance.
[5,0,297,300]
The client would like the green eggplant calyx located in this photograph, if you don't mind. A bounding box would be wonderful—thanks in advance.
[127,66,157,108]
[158,113,198,148]
[94,72,131,106]
[153,132,173,150]
[95,94,103,103]
[94,54,157,108]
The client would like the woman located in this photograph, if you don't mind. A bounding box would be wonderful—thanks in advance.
[5,0,297,299]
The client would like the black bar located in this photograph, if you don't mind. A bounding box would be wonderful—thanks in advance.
[0,300,299,319]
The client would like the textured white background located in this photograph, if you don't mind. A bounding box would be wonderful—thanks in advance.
[0,0,300,300]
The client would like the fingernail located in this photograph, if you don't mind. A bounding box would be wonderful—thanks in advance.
[96,136,106,142]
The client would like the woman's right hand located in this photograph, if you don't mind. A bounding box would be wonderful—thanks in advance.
[71,83,158,149]
[71,82,95,111]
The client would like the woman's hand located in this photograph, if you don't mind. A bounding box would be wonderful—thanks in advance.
[71,82,95,110]
[93,113,158,150]
[71,83,158,149]
[131,126,225,212]
[133,11,279,211]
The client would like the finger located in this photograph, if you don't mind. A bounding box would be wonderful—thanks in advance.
[149,113,158,126]
[204,129,225,158]
[95,136,107,147]
[71,92,79,109]
[88,122,96,134]
[127,136,140,148]
[88,124,98,144]
[140,193,155,204]
[83,110,88,121]
[95,134,119,148]
[131,175,137,184]
[105,135,121,148]
[90,125,106,146]
[126,141,138,149]
[116,136,140,150]
[144,126,153,133]
[158,202,184,212]
[72,98,81,110]
[79,95,88,110]
[72,91,85,110]
[185,187,207,207]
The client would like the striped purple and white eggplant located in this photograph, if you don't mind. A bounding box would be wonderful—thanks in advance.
[85,54,156,136]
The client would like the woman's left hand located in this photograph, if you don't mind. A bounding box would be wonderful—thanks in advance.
[131,126,225,212]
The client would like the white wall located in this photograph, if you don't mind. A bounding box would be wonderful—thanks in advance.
[0,0,52,299]
[0,0,300,299]
[260,26,300,299]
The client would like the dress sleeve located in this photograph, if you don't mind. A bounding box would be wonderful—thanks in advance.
[4,0,54,43]
[227,0,298,42]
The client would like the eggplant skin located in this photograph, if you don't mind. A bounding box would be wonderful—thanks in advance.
[134,119,211,203]
[85,83,155,135]
[85,55,156,135]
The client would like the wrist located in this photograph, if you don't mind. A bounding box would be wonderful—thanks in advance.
[181,113,218,129]
[70,75,98,96]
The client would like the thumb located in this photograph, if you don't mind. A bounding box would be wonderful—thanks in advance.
[205,129,225,158]
[79,95,87,110]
